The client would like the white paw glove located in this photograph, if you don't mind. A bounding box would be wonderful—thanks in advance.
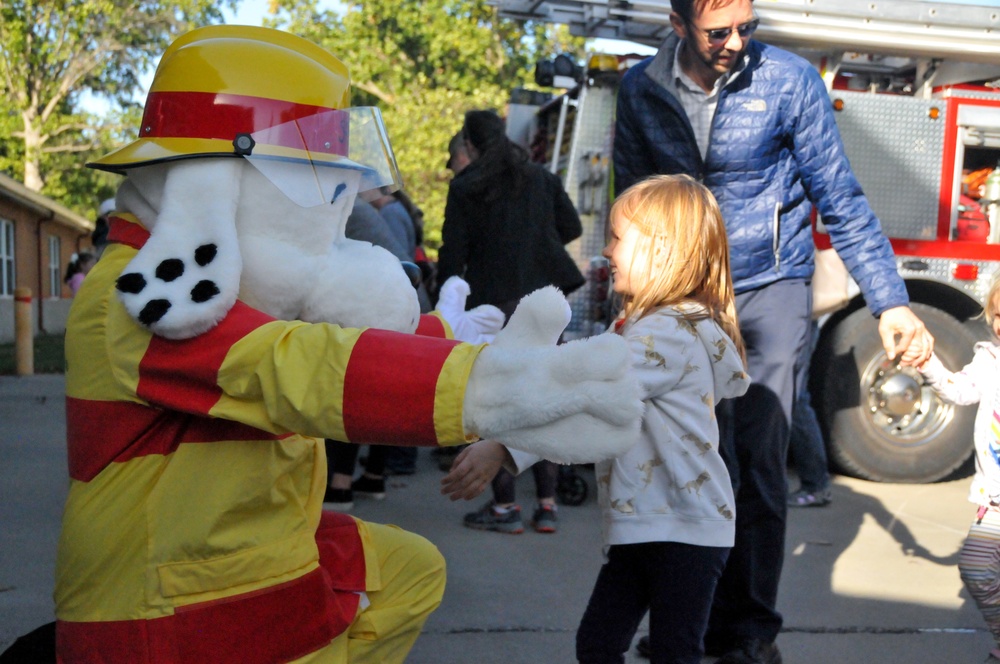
[435,276,505,343]
[463,286,643,464]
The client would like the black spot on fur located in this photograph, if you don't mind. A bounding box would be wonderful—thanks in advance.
[194,244,217,267]
[155,258,185,282]
[138,299,171,325]
[116,273,147,294]
[191,280,220,303]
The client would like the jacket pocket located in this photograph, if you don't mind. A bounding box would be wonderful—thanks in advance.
[772,202,781,271]
[157,530,317,599]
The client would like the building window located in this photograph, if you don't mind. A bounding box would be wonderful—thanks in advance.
[49,235,61,298]
[0,219,13,297]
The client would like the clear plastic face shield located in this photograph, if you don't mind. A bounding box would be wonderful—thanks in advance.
[241,107,402,208]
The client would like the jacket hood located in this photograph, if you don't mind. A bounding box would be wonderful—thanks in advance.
[680,306,749,402]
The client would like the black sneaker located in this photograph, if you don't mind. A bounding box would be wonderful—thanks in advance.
[351,475,386,500]
[531,504,558,533]
[715,638,782,664]
[322,486,353,511]
[463,502,524,534]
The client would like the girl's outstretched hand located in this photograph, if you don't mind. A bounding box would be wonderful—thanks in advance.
[440,440,510,501]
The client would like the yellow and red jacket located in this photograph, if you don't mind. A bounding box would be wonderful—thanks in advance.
[55,215,481,662]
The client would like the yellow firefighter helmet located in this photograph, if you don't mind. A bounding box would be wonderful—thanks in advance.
[89,24,400,197]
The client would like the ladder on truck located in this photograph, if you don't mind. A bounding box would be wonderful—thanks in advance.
[491,0,1000,65]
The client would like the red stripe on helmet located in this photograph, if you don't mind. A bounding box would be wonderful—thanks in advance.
[140,91,349,156]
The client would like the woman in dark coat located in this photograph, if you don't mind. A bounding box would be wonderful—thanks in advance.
[436,110,585,312]
[437,109,586,535]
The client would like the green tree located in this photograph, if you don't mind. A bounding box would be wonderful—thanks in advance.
[269,0,585,255]
[0,0,237,216]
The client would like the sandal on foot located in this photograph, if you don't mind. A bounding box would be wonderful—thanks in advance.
[787,487,832,508]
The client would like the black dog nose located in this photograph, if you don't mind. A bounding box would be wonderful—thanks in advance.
[401,261,422,289]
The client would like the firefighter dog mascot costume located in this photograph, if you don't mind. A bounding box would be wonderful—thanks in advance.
[53,25,642,664]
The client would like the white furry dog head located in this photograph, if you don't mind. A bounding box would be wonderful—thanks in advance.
[112,157,420,338]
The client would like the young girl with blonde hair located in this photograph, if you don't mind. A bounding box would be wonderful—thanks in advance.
[442,174,750,663]
[916,273,1000,662]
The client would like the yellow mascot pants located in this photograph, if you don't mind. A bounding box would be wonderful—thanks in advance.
[296,518,447,663]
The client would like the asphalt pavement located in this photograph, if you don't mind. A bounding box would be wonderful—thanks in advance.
[0,374,995,663]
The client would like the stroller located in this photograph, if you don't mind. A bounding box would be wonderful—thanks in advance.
[556,463,590,506]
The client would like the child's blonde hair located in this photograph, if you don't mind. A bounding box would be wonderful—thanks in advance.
[985,272,1000,327]
[610,174,745,362]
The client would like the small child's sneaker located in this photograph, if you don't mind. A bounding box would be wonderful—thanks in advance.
[531,504,558,533]
[463,502,524,534]
[323,486,353,512]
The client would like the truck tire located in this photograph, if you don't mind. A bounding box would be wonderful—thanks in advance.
[814,302,980,483]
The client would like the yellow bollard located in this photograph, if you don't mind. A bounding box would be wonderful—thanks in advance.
[14,287,33,376]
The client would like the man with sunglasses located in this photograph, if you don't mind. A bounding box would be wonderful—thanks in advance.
[614,1,932,663]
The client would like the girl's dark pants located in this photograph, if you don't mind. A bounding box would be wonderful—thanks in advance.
[576,541,729,664]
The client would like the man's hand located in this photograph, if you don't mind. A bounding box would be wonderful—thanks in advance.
[878,305,933,366]
[440,441,509,501]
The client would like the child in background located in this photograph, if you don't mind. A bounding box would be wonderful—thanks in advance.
[64,252,96,296]
[442,174,750,663]
[915,274,1000,662]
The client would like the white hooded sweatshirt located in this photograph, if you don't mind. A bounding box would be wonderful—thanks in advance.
[595,306,749,550]
[508,304,749,549]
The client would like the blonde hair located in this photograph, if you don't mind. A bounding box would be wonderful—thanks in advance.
[610,174,745,362]
[985,272,1000,327]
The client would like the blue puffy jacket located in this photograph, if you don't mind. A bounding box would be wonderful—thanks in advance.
[614,34,908,316]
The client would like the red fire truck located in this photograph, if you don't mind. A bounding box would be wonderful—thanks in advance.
[494,0,1000,483]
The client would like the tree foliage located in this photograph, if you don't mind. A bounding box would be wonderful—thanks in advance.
[0,0,236,217]
[0,0,587,235]
[268,0,585,254]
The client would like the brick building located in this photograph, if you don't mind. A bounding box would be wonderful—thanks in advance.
[0,173,95,343]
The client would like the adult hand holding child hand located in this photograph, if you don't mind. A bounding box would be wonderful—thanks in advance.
[879,305,934,367]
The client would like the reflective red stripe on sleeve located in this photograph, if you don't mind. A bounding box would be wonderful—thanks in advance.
[137,302,275,414]
[342,330,460,446]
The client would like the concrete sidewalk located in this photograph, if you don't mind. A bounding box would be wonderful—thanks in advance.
[0,374,994,662]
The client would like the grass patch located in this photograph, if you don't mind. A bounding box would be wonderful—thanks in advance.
[0,333,66,375]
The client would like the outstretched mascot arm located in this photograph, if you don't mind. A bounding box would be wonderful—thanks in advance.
[462,287,644,464]
[96,225,639,463]
[110,304,481,448]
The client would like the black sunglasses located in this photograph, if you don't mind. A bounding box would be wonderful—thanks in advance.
[702,18,759,43]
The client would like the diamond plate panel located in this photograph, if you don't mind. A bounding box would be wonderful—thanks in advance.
[897,257,1000,307]
[556,81,619,337]
[833,92,946,240]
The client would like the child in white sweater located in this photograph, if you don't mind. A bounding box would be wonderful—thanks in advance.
[442,175,749,663]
